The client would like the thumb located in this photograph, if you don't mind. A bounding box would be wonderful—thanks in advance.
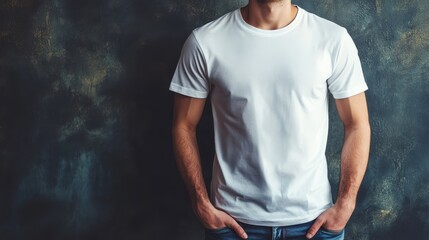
[226,218,248,239]
[306,218,324,239]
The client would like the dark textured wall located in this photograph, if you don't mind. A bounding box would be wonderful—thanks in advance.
[0,0,428,239]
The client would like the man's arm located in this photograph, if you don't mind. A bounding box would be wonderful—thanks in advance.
[171,93,248,239]
[335,91,371,209]
[306,92,371,239]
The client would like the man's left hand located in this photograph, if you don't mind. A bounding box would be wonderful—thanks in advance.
[305,201,355,239]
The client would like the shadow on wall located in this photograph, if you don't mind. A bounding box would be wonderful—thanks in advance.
[0,0,214,239]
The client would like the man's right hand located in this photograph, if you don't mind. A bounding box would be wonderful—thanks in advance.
[192,201,248,239]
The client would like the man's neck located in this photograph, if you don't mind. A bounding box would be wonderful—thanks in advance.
[240,0,297,30]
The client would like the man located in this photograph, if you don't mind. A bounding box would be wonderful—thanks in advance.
[170,0,371,239]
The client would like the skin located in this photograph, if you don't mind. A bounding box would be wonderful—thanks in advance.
[171,1,371,239]
[242,0,298,31]
[305,92,371,239]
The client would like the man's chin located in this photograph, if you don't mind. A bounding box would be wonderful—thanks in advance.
[256,0,285,3]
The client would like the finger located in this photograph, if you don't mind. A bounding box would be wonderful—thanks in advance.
[306,218,324,239]
[227,220,248,239]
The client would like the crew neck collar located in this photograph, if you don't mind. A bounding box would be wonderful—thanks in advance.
[235,4,304,36]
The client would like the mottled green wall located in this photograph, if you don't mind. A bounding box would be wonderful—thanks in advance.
[0,0,428,239]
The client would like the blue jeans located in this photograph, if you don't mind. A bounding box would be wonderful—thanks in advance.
[204,218,345,240]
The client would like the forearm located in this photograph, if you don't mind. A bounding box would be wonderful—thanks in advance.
[172,126,211,207]
[336,123,371,209]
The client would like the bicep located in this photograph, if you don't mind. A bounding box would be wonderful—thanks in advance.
[334,92,369,128]
[172,93,207,130]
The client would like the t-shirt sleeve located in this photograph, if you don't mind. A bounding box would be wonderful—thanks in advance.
[327,29,369,99]
[168,30,210,98]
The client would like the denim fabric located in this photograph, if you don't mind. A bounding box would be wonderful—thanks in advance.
[204,218,345,240]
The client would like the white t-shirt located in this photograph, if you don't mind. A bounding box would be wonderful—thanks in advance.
[169,4,368,226]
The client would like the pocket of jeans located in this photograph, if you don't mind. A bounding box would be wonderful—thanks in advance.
[205,226,231,233]
[319,226,344,235]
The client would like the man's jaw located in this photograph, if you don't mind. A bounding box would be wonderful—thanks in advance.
[256,0,286,3]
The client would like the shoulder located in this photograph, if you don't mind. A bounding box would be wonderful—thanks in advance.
[306,8,346,34]
[191,9,236,42]
[301,7,349,45]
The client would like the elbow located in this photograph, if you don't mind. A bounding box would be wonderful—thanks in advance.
[172,122,197,136]
[343,120,371,134]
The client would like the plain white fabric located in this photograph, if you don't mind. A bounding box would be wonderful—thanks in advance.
[169,4,368,226]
